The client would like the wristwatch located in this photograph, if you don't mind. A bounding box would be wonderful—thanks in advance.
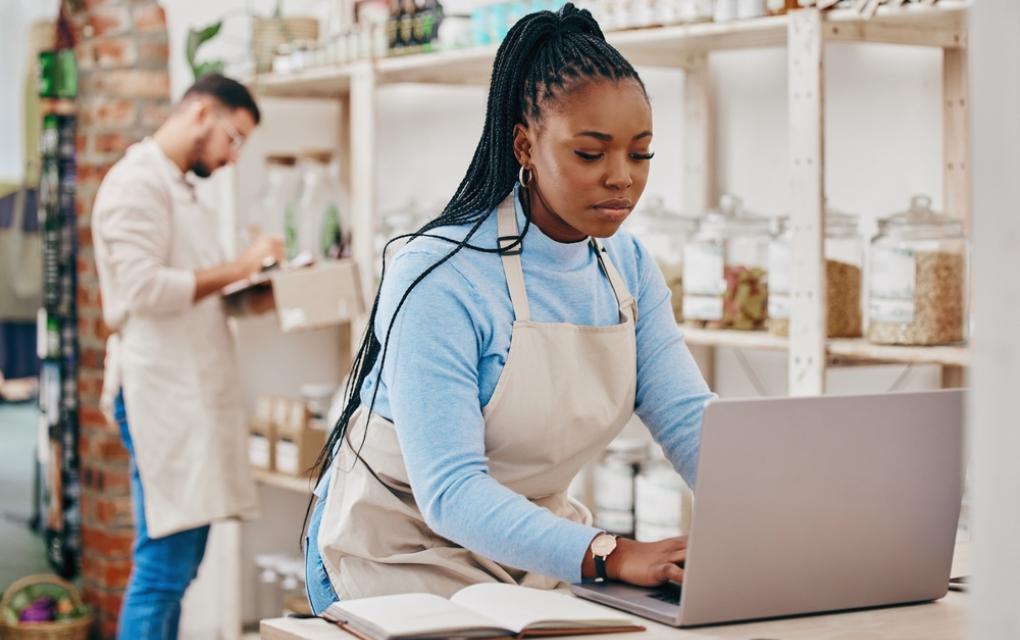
[590,533,618,583]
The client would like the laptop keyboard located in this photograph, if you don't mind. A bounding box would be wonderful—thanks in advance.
[647,586,682,605]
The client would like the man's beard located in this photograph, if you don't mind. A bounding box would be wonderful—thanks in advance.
[189,133,213,178]
[191,161,213,178]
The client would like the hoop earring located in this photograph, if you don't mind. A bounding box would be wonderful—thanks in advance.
[518,165,534,188]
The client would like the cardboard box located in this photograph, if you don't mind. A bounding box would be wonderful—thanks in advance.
[224,259,366,333]
[249,395,277,470]
[271,259,365,333]
[249,420,275,471]
[275,399,327,477]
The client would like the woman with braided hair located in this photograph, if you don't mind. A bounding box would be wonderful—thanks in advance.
[304,3,714,611]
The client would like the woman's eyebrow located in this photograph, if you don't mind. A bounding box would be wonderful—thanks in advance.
[574,130,654,141]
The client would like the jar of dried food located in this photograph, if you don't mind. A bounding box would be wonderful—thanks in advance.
[867,195,967,346]
[683,195,770,331]
[626,196,698,323]
[768,206,863,338]
[766,0,800,15]
[593,437,649,538]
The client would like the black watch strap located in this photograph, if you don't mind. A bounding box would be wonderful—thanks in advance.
[594,554,609,583]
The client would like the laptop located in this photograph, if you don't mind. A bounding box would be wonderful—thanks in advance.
[571,390,964,627]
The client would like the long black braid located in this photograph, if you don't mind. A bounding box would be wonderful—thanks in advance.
[310,3,646,501]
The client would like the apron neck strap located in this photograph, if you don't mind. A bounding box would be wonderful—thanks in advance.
[497,195,532,322]
[590,237,637,324]
[496,193,637,324]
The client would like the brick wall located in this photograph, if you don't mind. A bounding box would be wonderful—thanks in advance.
[60,1,171,637]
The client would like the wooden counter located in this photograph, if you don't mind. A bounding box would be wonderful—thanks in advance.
[261,545,969,640]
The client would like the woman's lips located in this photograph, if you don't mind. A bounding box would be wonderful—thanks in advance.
[592,204,632,222]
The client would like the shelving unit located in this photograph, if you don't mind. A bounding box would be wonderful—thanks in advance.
[252,1,971,399]
[253,468,315,495]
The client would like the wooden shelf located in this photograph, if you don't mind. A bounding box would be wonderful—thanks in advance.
[253,467,315,494]
[827,338,970,367]
[682,326,970,367]
[682,326,790,352]
[253,3,967,98]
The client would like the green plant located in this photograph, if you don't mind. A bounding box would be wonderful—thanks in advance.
[185,21,225,80]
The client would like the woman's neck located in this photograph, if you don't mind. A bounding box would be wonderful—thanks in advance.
[524,183,587,244]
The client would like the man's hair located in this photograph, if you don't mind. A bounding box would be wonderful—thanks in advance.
[181,74,261,124]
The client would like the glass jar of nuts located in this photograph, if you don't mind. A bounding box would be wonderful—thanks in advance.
[768,205,864,338]
[867,195,968,346]
[626,196,699,323]
[683,194,771,331]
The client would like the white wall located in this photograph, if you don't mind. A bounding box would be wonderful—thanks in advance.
[969,1,1020,637]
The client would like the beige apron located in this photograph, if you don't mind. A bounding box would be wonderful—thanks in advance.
[102,141,258,538]
[318,194,637,599]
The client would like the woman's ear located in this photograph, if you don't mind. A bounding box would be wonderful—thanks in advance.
[512,123,533,168]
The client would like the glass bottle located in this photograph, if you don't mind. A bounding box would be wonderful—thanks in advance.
[259,155,299,254]
[768,205,863,338]
[867,195,967,346]
[626,196,698,323]
[295,150,348,260]
[683,194,771,331]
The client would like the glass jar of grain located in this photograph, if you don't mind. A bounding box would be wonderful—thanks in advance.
[769,206,864,338]
[867,195,967,346]
[683,194,771,331]
[626,196,699,323]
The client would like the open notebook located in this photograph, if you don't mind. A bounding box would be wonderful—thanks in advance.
[322,583,644,639]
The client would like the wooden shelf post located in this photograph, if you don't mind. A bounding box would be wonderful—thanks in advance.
[787,9,827,396]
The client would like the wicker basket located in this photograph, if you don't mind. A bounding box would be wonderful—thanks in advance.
[252,16,320,73]
[0,575,93,640]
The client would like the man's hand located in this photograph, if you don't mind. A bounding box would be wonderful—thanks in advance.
[236,234,285,278]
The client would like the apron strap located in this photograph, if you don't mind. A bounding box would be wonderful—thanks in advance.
[496,195,532,322]
[591,237,638,324]
[496,193,638,325]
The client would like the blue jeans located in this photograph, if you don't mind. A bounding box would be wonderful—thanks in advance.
[115,392,210,640]
[305,493,339,614]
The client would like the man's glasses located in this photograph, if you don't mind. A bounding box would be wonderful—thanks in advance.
[218,115,246,153]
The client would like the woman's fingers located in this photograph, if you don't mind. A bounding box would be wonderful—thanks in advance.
[667,549,687,565]
[659,563,685,584]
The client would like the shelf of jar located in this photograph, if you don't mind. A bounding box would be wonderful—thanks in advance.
[252,2,967,98]
[681,326,970,367]
[253,467,315,494]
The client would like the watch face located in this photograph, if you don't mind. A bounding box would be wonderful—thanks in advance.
[591,534,617,557]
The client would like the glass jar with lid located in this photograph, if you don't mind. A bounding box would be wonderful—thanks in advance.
[626,196,698,323]
[593,437,649,538]
[768,205,864,338]
[683,194,771,331]
[867,195,967,346]
[634,459,691,542]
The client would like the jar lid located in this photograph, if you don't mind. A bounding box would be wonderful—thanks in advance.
[631,195,699,234]
[699,194,771,238]
[300,149,333,164]
[878,195,964,240]
[775,202,859,237]
[266,154,297,166]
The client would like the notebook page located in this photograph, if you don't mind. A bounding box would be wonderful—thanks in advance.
[327,593,507,638]
[451,584,636,633]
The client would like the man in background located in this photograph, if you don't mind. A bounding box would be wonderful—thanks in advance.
[92,74,282,639]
